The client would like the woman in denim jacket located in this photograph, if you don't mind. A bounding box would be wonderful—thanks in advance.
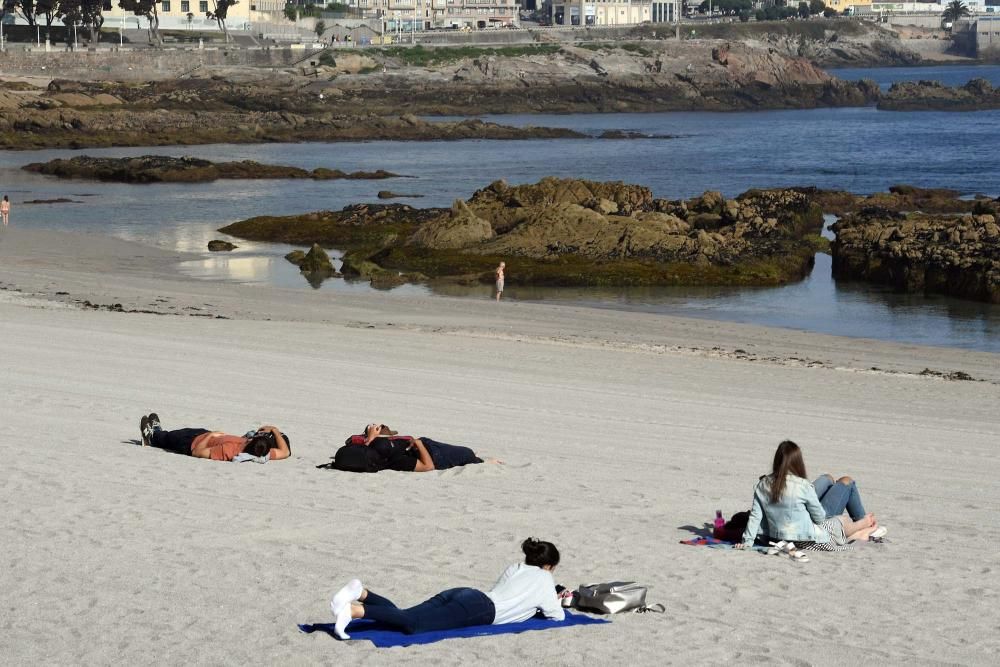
[736,441,884,555]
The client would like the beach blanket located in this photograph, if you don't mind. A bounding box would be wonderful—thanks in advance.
[298,611,608,647]
[680,537,769,552]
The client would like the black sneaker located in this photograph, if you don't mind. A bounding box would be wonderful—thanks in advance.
[140,415,152,446]
[148,413,162,433]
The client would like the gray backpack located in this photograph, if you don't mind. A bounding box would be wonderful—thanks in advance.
[575,582,662,614]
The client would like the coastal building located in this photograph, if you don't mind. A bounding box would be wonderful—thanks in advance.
[99,1,294,33]
[550,0,674,25]
[343,0,520,30]
[823,0,872,13]
[973,15,1000,55]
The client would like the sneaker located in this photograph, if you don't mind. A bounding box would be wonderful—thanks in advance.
[869,526,888,540]
[140,415,153,446]
[148,412,162,433]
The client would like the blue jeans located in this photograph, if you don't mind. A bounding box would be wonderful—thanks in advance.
[419,438,483,470]
[813,475,866,521]
[360,587,495,634]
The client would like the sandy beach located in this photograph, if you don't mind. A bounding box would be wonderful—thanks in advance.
[2,226,999,665]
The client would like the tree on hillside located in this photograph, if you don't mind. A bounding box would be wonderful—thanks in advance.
[118,0,161,45]
[314,19,325,39]
[207,0,238,43]
[809,0,825,14]
[942,0,970,24]
[798,1,810,18]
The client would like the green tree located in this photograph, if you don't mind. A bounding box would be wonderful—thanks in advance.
[941,0,970,24]
[809,0,825,14]
[207,0,238,42]
[57,0,107,42]
[314,19,325,39]
[119,0,161,45]
[798,1,810,18]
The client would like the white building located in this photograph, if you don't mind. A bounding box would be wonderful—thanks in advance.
[344,0,519,30]
[550,0,680,26]
[101,1,286,33]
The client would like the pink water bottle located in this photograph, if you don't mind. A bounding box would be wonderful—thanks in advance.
[714,510,725,531]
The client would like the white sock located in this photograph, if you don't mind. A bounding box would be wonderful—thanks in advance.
[333,604,353,640]
[331,579,364,617]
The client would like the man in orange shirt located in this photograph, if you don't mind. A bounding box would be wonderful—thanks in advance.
[139,413,291,461]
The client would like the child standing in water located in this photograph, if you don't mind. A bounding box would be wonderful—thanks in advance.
[495,261,505,301]
[1,195,10,226]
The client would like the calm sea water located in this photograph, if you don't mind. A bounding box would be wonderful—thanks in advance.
[0,64,998,351]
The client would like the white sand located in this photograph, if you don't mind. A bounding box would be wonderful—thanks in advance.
[2,227,999,665]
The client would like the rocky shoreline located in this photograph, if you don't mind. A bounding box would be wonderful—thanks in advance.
[831,203,1000,304]
[878,79,1000,111]
[221,177,827,289]
[22,155,403,183]
[217,181,1000,304]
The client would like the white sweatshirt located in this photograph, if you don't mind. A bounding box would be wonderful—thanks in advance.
[486,563,566,625]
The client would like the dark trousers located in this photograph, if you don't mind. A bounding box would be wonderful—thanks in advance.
[150,428,208,456]
[420,438,483,470]
[361,588,495,634]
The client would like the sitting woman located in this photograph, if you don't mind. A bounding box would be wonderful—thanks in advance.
[329,538,564,639]
[332,423,499,473]
[139,413,290,461]
[736,440,885,559]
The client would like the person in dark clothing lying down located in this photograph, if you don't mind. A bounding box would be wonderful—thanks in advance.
[332,423,501,473]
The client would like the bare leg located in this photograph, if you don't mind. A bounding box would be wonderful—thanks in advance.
[841,515,878,541]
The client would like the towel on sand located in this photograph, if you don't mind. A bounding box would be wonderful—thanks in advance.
[298,611,608,647]
[680,537,769,552]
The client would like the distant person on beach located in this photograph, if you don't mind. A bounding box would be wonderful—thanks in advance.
[139,414,290,461]
[1,195,9,226]
[329,538,564,639]
[331,422,500,473]
[735,440,885,558]
[495,261,505,301]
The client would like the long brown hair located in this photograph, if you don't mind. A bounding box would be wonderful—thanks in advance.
[769,440,808,503]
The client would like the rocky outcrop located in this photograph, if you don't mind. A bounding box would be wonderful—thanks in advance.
[831,204,1000,303]
[207,239,237,251]
[22,155,402,183]
[377,190,423,199]
[878,79,1000,112]
[408,200,495,249]
[222,178,825,288]
[791,185,987,216]
[284,243,341,287]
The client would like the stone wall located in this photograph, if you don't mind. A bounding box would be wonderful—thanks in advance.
[0,47,323,80]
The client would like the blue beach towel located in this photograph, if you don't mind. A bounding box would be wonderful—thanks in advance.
[298,611,609,648]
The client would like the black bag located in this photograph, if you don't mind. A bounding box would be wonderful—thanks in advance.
[713,511,750,543]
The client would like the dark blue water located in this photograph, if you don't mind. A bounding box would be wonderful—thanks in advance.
[1,64,998,351]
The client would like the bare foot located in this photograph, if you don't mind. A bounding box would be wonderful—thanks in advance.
[485,458,504,465]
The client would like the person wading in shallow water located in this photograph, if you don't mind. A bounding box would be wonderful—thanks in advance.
[495,261,505,301]
[1,195,10,226]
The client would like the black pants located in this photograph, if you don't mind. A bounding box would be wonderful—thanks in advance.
[360,588,495,634]
[420,438,482,470]
[150,428,208,456]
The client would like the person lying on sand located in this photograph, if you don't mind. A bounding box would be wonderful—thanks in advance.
[329,538,564,639]
[735,440,885,559]
[139,414,290,461]
[331,422,501,473]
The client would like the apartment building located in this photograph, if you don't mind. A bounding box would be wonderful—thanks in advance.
[343,0,519,30]
[550,0,681,26]
[101,1,287,32]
